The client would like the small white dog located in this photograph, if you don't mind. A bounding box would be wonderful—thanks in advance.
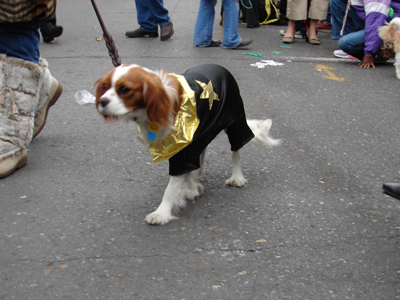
[378,17,400,80]
[95,64,279,225]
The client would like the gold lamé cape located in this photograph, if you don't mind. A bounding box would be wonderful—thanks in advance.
[144,64,254,176]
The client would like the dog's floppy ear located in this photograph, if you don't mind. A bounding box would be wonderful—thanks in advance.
[378,22,394,41]
[144,73,172,128]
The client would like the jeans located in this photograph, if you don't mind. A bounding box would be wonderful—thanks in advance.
[338,29,365,60]
[193,0,241,48]
[0,21,40,64]
[135,0,171,32]
[330,0,364,39]
[330,0,365,59]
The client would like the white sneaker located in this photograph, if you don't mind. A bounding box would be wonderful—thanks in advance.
[279,29,303,39]
[333,49,351,59]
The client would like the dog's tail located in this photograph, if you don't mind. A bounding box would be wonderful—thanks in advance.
[247,119,280,147]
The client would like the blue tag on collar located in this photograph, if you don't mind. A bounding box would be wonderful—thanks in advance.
[148,130,157,141]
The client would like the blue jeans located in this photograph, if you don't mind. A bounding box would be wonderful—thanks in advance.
[0,21,40,64]
[330,0,365,59]
[193,0,241,48]
[135,0,171,32]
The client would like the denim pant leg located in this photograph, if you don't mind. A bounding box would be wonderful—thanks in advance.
[338,29,365,59]
[330,0,365,40]
[135,0,170,31]
[222,0,241,48]
[193,0,217,47]
[0,21,40,64]
[330,0,349,39]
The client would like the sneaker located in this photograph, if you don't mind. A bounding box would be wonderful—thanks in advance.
[333,50,360,60]
[333,49,351,59]
[279,29,302,39]
[316,21,332,32]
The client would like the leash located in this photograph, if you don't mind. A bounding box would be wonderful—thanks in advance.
[90,0,122,67]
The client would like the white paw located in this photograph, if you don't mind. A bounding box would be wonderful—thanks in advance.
[145,212,177,225]
[225,176,247,187]
[185,183,204,200]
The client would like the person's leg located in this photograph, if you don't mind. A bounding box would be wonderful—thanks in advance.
[39,15,63,43]
[0,21,40,64]
[243,0,260,28]
[0,21,62,177]
[222,0,242,48]
[338,29,365,60]
[329,0,362,40]
[141,0,173,41]
[283,19,296,39]
[193,0,217,47]
[308,0,329,40]
[135,0,158,32]
[147,0,172,27]
[284,0,307,40]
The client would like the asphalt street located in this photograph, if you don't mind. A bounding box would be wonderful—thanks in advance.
[1,0,400,299]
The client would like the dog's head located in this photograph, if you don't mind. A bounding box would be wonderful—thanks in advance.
[94,64,176,128]
[379,17,400,52]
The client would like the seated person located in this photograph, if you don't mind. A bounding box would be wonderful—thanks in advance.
[330,0,400,68]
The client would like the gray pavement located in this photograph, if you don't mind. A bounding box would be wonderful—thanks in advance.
[1,0,400,299]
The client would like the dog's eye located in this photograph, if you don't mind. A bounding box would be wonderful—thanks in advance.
[102,83,107,90]
[118,86,131,95]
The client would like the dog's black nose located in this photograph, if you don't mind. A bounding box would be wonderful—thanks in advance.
[100,98,110,108]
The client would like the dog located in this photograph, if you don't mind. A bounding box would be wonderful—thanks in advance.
[378,17,400,80]
[95,64,279,225]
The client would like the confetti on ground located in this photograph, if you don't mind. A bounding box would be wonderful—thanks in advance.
[96,37,104,41]
[243,52,263,57]
[273,51,282,54]
[280,45,291,48]
[250,60,284,68]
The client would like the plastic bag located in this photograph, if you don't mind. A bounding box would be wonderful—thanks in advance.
[75,90,95,105]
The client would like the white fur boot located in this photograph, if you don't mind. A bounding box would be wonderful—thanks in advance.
[0,55,61,177]
[33,58,62,138]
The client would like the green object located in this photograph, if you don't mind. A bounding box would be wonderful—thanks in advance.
[243,52,263,57]
[389,7,394,18]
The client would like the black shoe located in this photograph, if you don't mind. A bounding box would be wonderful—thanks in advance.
[42,25,63,43]
[125,28,158,38]
[247,23,260,28]
[382,182,400,200]
[160,22,174,41]
[231,38,252,49]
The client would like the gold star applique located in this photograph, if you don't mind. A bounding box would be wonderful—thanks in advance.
[196,80,219,110]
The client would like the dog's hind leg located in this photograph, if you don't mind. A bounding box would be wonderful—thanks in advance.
[225,150,247,187]
[145,175,186,225]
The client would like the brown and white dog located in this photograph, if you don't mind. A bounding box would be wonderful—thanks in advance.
[95,64,279,225]
[379,17,400,80]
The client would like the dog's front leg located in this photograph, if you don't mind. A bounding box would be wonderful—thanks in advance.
[145,175,186,225]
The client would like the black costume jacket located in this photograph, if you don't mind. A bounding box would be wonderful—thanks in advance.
[167,64,254,175]
[144,64,254,176]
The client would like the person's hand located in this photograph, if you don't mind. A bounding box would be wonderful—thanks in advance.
[359,55,375,69]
